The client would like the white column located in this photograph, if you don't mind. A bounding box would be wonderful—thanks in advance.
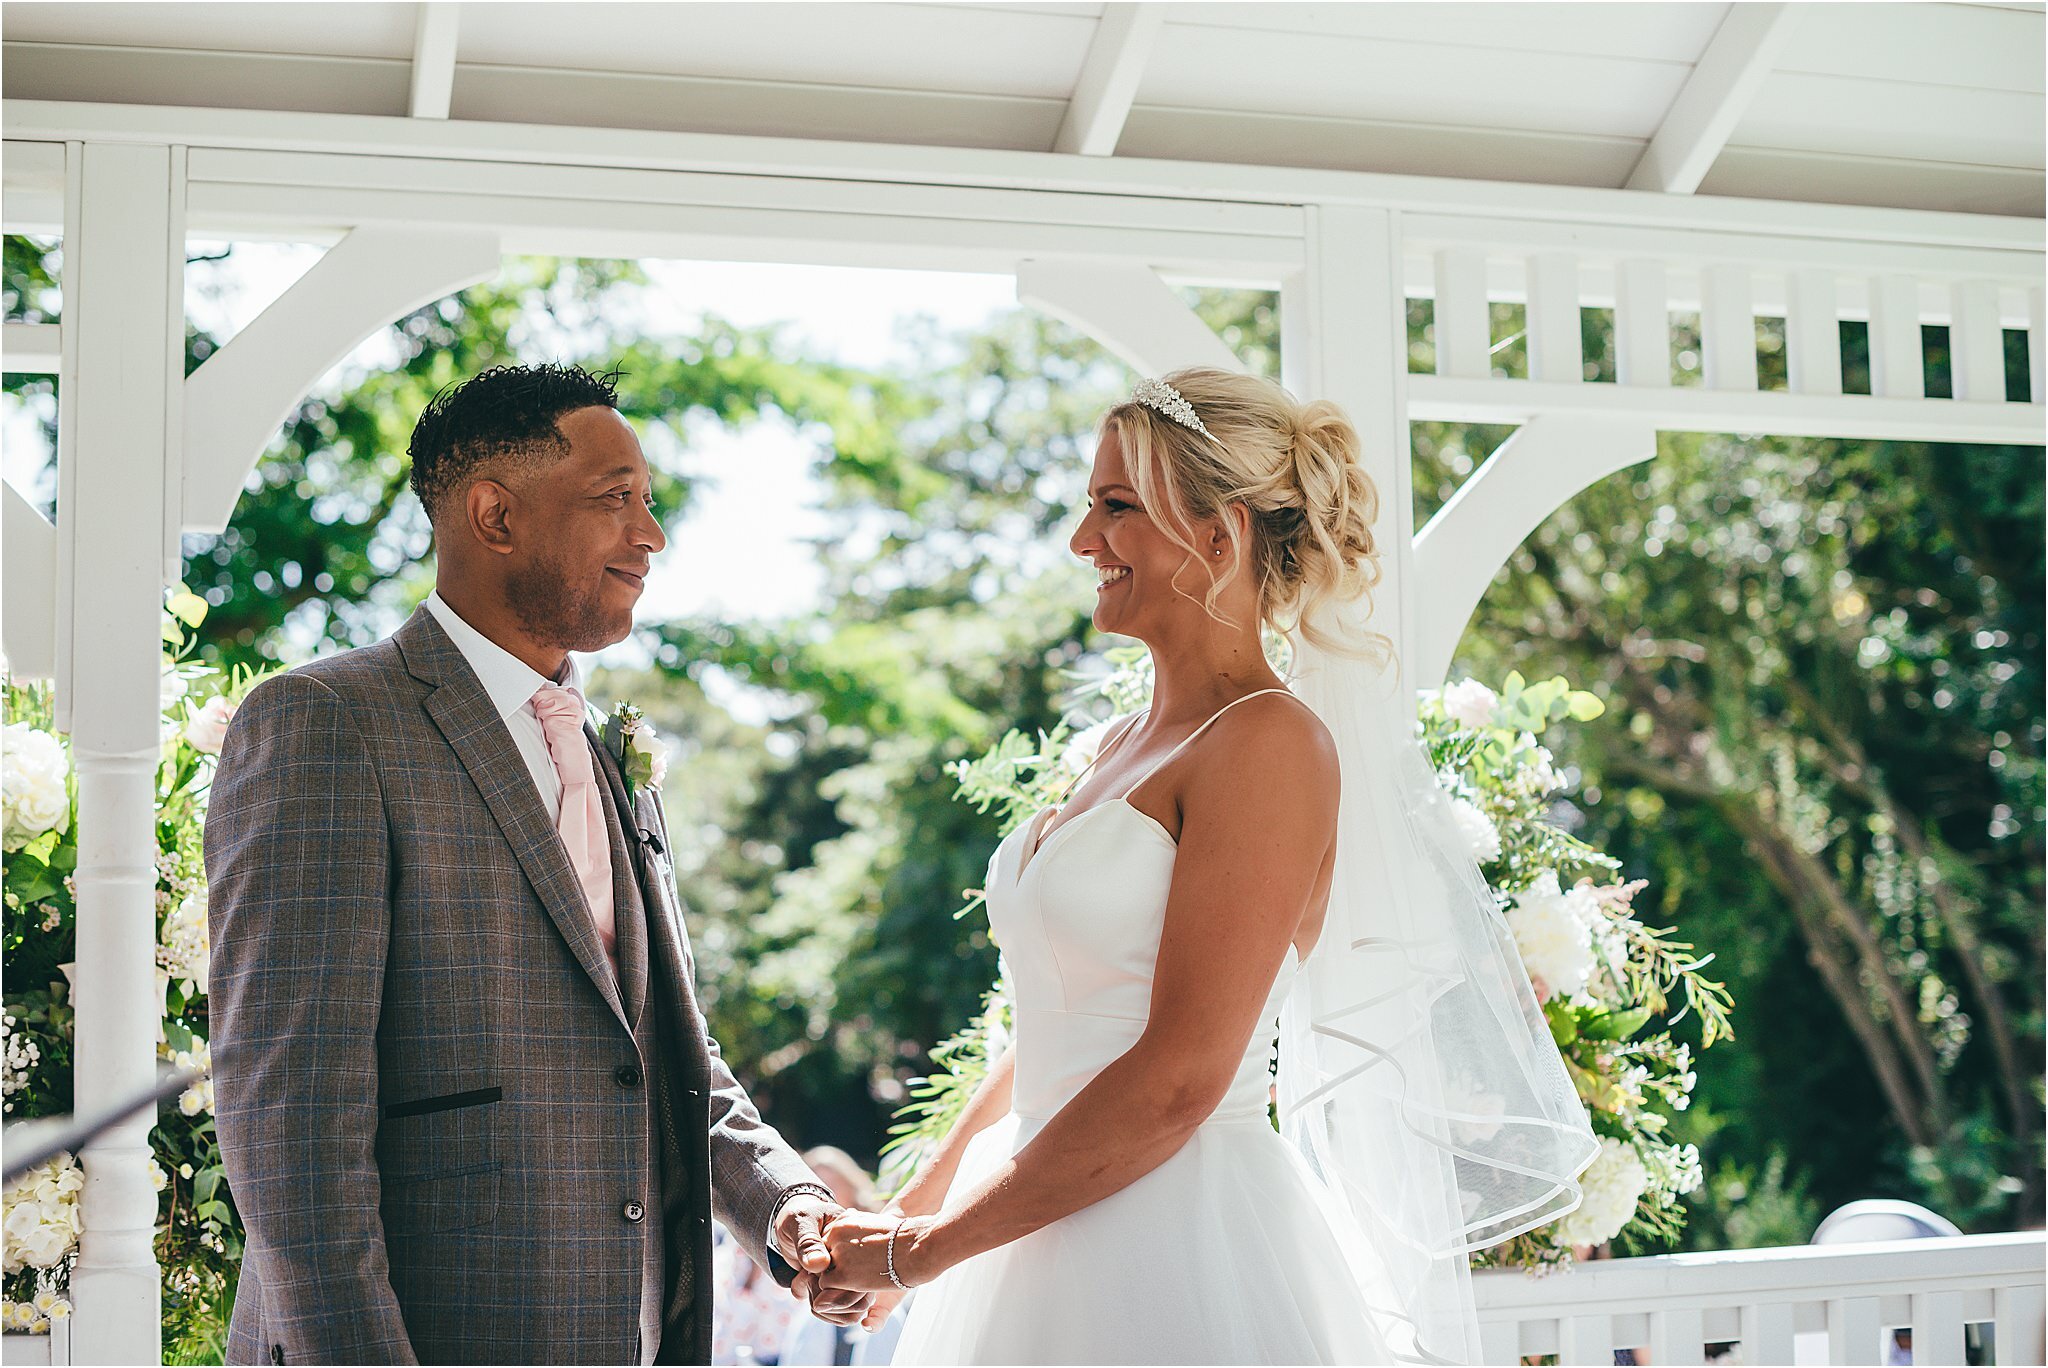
[59,139,182,1366]
[1284,205,1415,684]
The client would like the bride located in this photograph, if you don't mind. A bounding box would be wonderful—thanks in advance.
[818,369,1598,1364]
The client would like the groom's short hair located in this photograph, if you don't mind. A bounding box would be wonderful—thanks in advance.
[408,363,622,521]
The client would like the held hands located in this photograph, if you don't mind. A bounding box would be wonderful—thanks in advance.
[817,1207,940,1298]
[772,1195,874,1328]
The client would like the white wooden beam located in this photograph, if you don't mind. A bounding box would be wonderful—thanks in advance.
[2,482,57,678]
[1052,3,1165,157]
[1015,259,1241,377]
[62,137,176,1366]
[11,101,2041,257]
[2,322,61,373]
[182,226,499,535]
[1625,3,1797,195]
[1412,415,1658,686]
[1785,269,1843,397]
[1525,252,1583,384]
[1700,263,1757,391]
[1434,248,1492,379]
[1282,206,1415,676]
[2029,284,2045,405]
[1407,375,2045,446]
[1868,274,1925,400]
[1614,258,1670,387]
[409,2,460,121]
[1949,280,2008,402]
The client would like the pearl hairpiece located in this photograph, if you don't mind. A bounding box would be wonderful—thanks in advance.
[1132,377,1214,441]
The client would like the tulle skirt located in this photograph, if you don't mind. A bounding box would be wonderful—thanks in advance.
[892,1112,1395,1365]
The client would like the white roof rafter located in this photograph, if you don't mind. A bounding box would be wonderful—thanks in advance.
[408,2,460,121]
[1052,2,1165,157]
[1626,1,1797,195]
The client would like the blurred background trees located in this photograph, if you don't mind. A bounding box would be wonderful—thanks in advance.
[5,233,2039,1245]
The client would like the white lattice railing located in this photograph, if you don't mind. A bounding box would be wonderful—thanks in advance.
[1402,213,2046,447]
[1473,1232,2048,1366]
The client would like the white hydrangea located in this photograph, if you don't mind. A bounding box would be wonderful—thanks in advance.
[1441,679,1500,730]
[1506,871,1597,998]
[2,1013,40,1115]
[1554,1136,1648,1247]
[1527,745,1565,794]
[181,695,236,755]
[1448,798,1502,863]
[158,893,209,995]
[2,724,70,852]
[2,1152,83,1275]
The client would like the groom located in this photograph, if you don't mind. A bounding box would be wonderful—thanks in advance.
[206,364,871,1364]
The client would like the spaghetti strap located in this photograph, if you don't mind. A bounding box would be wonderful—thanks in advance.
[1118,687,1295,800]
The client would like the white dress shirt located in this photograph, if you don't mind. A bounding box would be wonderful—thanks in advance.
[424,591,585,822]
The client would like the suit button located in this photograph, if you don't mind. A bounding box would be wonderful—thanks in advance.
[270,1348,285,1365]
[614,1064,642,1088]
[623,1200,645,1223]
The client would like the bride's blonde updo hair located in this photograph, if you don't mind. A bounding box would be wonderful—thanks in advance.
[1103,367,1389,662]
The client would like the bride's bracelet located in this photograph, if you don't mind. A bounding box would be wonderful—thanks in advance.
[884,1215,914,1291]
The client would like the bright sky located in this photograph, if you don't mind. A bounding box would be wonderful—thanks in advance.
[3,245,1023,673]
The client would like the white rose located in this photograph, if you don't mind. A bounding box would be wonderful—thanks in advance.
[628,723,669,789]
[1448,798,1502,863]
[181,695,236,754]
[1441,679,1500,730]
[1506,871,1596,998]
[2,724,70,851]
[1554,1136,1649,1247]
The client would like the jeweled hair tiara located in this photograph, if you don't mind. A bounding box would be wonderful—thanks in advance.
[1132,377,1214,441]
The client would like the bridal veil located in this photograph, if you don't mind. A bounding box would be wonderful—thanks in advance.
[1279,619,1601,1366]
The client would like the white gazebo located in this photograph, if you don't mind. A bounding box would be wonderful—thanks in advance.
[2,3,2043,1363]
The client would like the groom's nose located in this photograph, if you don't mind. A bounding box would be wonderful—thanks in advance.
[630,498,666,554]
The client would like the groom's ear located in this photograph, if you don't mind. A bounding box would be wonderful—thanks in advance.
[466,479,519,556]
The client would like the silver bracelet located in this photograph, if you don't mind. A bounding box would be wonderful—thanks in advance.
[884,1215,912,1291]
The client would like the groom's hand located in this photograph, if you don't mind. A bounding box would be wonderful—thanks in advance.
[776,1195,874,1327]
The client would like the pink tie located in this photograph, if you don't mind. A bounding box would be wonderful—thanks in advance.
[530,683,616,967]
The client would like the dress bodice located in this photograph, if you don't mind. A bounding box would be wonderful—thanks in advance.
[985,694,1301,1126]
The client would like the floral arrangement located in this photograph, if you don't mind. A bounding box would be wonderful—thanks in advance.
[606,701,671,798]
[2,588,266,1357]
[886,651,1732,1267]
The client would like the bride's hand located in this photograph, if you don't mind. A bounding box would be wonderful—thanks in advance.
[820,1208,939,1293]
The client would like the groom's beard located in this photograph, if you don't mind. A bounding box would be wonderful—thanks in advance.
[507,549,630,654]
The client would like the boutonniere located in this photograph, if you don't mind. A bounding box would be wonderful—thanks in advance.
[603,702,670,800]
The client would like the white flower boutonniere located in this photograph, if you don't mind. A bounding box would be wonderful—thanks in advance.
[605,702,669,800]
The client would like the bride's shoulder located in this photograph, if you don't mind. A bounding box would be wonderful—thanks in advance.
[1200,692,1337,789]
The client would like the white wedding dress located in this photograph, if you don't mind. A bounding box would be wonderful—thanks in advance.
[893,692,1397,1365]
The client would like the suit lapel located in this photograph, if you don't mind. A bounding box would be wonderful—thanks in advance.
[397,607,628,1030]
[591,721,713,1083]
[590,721,649,1030]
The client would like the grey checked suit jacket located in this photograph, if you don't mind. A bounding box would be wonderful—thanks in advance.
[205,606,817,1365]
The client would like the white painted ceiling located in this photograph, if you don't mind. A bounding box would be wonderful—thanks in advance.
[3,1,2041,217]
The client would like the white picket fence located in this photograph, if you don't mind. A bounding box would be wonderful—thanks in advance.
[1473,1232,2048,1366]
[2,1233,2040,1365]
